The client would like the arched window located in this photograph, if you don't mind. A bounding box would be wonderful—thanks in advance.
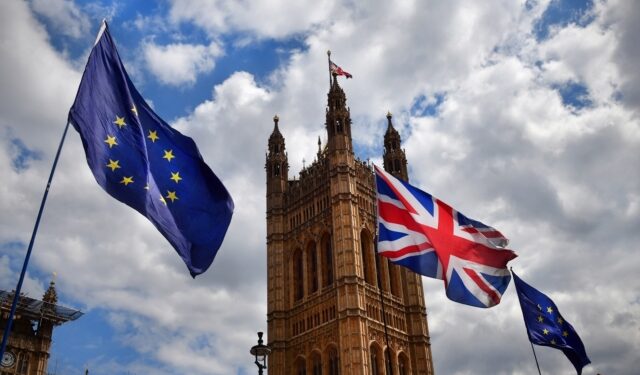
[361,230,376,285]
[322,234,333,287]
[389,263,400,297]
[328,346,340,375]
[307,241,318,294]
[311,352,322,375]
[394,159,400,173]
[384,348,393,375]
[294,249,304,301]
[295,357,307,375]
[370,345,382,375]
[398,353,409,375]
[274,163,280,177]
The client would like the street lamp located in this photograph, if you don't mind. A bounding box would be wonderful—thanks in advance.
[250,331,271,375]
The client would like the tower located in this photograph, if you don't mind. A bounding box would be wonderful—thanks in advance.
[0,280,82,375]
[266,73,434,375]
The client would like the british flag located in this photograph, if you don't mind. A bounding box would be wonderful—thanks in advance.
[375,166,517,308]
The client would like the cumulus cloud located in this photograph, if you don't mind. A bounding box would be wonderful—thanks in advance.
[2,0,640,374]
[143,41,223,86]
[29,0,91,39]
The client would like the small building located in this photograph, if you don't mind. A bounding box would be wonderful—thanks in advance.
[0,280,82,375]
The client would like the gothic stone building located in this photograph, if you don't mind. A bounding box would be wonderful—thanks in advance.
[0,281,82,375]
[265,73,435,375]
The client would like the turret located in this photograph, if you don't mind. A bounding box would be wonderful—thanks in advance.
[266,115,288,192]
[383,112,408,181]
[325,73,353,155]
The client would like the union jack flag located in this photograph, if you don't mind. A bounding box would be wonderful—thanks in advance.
[375,166,517,308]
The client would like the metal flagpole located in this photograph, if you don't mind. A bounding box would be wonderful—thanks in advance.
[327,50,332,88]
[530,341,543,375]
[374,238,395,375]
[0,121,72,358]
[372,166,394,375]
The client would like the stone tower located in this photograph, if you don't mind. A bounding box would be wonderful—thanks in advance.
[266,73,434,375]
[0,280,82,375]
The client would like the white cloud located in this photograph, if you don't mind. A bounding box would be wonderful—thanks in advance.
[29,0,90,39]
[143,41,223,86]
[168,0,344,39]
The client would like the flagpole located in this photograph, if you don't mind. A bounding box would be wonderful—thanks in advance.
[529,341,543,375]
[373,164,394,375]
[327,50,332,88]
[0,121,71,359]
[374,239,394,375]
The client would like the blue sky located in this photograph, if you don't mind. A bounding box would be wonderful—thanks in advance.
[1,0,640,374]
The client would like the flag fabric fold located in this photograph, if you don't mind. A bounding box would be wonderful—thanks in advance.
[329,60,353,78]
[513,271,591,374]
[375,165,516,307]
[68,22,234,277]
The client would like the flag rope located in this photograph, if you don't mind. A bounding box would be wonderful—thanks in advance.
[0,121,71,358]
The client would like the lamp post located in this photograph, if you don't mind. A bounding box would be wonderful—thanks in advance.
[250,331,271,375]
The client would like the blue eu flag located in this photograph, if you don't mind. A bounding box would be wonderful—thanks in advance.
[513,271,591,374]
[68,23,234,277]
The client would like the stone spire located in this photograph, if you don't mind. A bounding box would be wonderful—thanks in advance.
[383,111,409,181]
[325,73,353,155]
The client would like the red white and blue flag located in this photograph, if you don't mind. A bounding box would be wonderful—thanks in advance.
[375,166,517,308]
[330,60,352,78]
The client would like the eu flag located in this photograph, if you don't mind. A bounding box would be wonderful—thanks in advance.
[513,271,590,374]
[68,22,234,277]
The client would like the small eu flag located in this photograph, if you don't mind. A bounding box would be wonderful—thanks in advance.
[68,22,234,277]
[513,271,591,374]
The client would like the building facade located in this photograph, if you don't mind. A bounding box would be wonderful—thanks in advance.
[0,281,82,375]
[266,73,435,375]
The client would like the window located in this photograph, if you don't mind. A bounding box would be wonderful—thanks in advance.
[312,352,322,375]
[328,346,340,375]
[274,163,280,177]
[384,349,392,375]
[294,249,304,301]
[308,242,318,294]
[296,358,307,375]
[398,354,408,375]
[323,234,333,287]
[370,351,379,375]
[361,230,375,285]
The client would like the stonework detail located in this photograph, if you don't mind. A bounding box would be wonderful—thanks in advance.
[266,74,435,375]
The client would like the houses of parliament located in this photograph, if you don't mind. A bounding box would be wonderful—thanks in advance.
[265,72,435,374]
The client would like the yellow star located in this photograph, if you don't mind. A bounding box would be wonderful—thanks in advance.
[104,135,118,148]
[542,328,549,335]
[563,330,569,337]
[120,176,134,186]
[537,315,544,323]
[557,317,564,325]
[170,172,182,183]
[547,306,554,314]
[106,159,121,171]
[114,116,127,128]
[131,104,138,116]
[163,149,175,162]
[550,339,556,345]
[147,130,159,143]
[159,195,167,205]
[166,190,178,203]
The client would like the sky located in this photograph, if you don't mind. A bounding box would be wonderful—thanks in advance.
[0,0,639,374]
